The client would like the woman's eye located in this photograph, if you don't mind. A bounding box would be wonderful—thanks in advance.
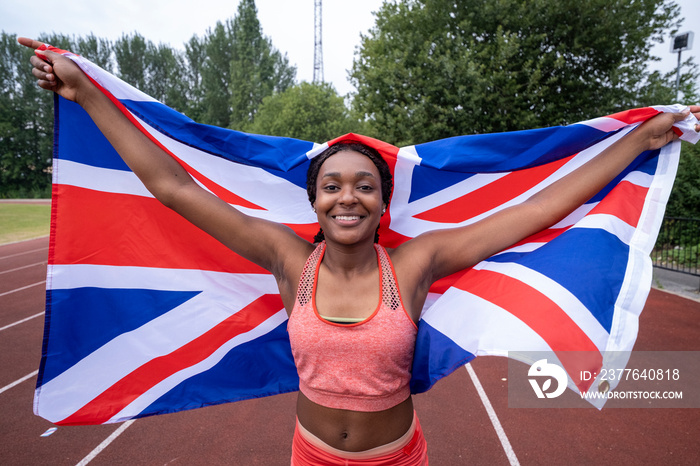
[323,185,339,191]
[358,185,373,191]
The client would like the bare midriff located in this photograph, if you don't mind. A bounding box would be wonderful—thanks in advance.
[296,391,414,452]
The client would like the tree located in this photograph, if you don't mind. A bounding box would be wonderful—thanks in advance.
[351,0,686,146]
[183,35,207,121]
[0,32,63,197]
[145,42,188,113]
[114,33,149,92]
[248,82,360,142]
[200,20,236,127]
[75,34,114,72]
[228,0,296,130]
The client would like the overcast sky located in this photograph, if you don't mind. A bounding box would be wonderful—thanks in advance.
[1,0,698,98]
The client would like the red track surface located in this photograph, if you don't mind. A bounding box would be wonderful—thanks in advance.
[1,236,698,465]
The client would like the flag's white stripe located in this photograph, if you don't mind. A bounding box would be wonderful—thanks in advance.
[472,261,610,351]
[577,116,631,132]
[623,170,654,188]
[550,203,596,228]
[493,242,547,256]
[37,288,280,423]
[48,264,278,294]
[570,213,637,245]
[72,55,156,103]
[55,159,153,197]
[397,145,422,165]
[306,142,329,159]
[107,310,288,423]
[422,288,552,357]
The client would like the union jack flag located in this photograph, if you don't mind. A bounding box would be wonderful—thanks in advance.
[35,46,698,424]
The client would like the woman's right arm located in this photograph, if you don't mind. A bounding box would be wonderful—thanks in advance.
[20,38,311,277]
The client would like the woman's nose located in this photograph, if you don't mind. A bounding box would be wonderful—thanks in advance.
[339,187,357,204]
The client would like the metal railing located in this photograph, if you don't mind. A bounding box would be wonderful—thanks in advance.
[652,217,700,277]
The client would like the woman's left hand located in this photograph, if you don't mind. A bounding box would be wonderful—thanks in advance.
[640,105,700,152]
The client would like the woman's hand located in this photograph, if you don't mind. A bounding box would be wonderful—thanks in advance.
[639,105,700,152]
[18,37,89,104]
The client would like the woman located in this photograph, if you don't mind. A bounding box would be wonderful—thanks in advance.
[20,37,699,465]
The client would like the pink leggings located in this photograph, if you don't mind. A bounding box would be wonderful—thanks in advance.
[291,413,428,465]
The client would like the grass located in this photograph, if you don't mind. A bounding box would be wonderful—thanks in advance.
[0,203,51,245]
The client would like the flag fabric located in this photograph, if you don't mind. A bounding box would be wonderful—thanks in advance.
[35,46,699,425]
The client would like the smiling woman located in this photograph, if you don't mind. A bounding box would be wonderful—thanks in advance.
[0,202,51,245]
[19,34,700,465]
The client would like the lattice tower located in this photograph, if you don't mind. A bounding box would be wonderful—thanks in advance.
[313,0,324,82]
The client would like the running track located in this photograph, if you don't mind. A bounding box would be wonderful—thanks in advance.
[1,236,699,465]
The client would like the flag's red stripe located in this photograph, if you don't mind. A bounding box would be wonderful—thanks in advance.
[415,156,573,223]
[605,107,660,125]
[58,294,283,425]
[456,269,602,392]
[52,184,268,273]
[588,181,647,227]
[80,71,262,210]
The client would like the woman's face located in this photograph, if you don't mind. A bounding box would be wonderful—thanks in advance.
[313,150,385,245]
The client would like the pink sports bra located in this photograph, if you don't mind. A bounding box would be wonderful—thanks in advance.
[287,242,418,412]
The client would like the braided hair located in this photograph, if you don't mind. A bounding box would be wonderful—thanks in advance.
[307,141,393,243]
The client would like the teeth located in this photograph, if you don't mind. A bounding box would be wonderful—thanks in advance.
[336,216,360,221]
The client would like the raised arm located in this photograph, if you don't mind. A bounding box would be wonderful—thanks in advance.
[396,106,700,288]
[20,38,311,279]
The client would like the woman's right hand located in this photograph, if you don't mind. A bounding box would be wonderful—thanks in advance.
[18,37,89,103]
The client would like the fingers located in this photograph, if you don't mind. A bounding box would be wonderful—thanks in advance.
[17,37,45,50]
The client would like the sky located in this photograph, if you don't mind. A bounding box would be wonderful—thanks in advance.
[1,0,698,99]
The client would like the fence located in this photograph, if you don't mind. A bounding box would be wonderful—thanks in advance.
[652,217,700,277]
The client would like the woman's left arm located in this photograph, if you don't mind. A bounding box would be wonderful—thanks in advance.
[399,107,700,284]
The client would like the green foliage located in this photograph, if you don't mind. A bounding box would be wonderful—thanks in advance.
[0,32,54,198]
[666,142,700,219]
[248,82,360,142]
[200,19,236,127]
[228,0,296,130]
[114,34,189,113]
[652,217,700,272]
[183,35,207,121]
[351,0,687,146]
[114,33,149,91]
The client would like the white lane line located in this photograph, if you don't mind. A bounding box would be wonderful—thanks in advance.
[0,370,38,395]
[0,261,46,275]
[75,420,136,466]
[0,312,44,332]
[0,247,48,260]
[0,281,46,297]
[466,364,520,466]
